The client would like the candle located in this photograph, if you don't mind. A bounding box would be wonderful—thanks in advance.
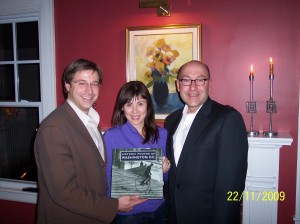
[269,57,274,75]
[249,64,254,101]
[250,64,254,76]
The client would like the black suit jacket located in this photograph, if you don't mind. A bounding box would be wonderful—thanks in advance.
[165,97,248,224]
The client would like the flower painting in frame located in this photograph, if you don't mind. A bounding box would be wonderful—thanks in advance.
[126,24,202,121]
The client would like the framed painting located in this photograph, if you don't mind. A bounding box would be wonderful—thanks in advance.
[126,24,202,121]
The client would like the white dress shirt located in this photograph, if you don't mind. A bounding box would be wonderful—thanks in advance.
[67,99,105,161]
[173,105,201,165]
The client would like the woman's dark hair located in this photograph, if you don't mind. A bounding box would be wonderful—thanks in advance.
[112,81,159,144]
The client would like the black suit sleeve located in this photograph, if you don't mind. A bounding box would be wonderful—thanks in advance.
[212,110,248,224]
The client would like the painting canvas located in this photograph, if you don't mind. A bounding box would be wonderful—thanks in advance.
[126,24,202,121]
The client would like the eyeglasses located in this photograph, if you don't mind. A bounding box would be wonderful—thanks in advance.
[72,80,100,89]
[179,78,209,86]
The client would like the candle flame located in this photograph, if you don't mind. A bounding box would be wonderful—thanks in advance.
[269,57,274,75]
[250,64,254,76]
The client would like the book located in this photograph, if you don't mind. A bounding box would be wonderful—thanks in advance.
[110,148,163,199]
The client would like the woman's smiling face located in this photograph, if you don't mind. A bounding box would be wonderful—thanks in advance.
[122,96,147,131]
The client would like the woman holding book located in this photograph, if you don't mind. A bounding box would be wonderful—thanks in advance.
[104,81,170,224]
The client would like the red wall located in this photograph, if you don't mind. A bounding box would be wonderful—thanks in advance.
[2,0,298,223]
[0,200,36,224]
[54,0,299,223]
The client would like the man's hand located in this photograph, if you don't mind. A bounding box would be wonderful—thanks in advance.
[162,156,171,173]
[118,195,148,212]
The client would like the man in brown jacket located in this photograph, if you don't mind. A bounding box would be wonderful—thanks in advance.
[34,59,146,224]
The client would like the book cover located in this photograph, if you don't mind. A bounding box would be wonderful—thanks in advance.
[111,148,163,199]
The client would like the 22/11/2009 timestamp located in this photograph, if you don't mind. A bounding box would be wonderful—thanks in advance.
[227,191,285,202]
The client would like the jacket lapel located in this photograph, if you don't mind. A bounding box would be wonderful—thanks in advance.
[176,98,212,168]
[61,102,103,161]
[168,109,183,168]
[99,130,106,162]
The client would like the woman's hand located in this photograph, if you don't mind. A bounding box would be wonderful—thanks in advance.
[162,156,171,173]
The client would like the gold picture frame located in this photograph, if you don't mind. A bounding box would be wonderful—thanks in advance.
[126,24,202,121]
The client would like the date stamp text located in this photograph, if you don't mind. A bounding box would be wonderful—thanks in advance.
[227,191,285,202]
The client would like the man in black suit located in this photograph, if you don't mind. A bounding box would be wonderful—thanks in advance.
[165,60,248,224]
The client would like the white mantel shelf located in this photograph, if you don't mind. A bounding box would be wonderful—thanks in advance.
[243,132,293,224]
[248,132,293,146]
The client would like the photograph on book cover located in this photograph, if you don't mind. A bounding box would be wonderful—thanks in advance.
[111,148,163,199]
[126,24,202,121]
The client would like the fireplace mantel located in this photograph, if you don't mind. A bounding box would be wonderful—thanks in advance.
[243,132,293,224]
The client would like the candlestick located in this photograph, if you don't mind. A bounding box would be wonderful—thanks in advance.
[247,64,259,136]
[264,58,277,137]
